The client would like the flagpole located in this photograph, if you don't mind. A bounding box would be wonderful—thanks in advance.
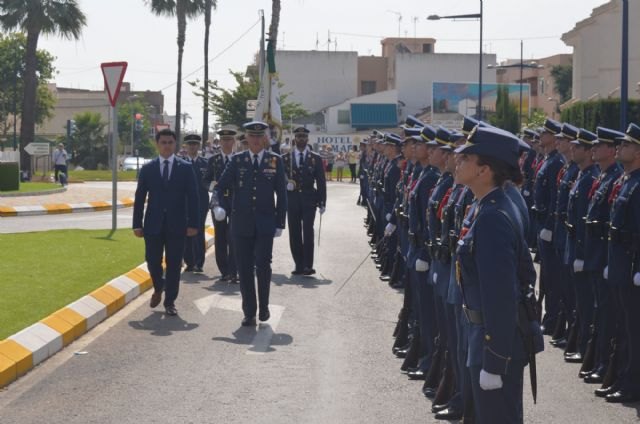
[259,10,265,86]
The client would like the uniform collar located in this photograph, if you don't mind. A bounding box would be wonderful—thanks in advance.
[159,154,175,164]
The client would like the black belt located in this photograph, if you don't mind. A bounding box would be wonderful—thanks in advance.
[463,306,484,325]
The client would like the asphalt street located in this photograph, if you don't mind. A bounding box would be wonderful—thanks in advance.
[0,183,638,423]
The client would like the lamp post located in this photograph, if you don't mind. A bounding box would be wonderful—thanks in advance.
[620,0,629,131]
[428,0,483,119]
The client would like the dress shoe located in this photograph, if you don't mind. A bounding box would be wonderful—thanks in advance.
[435,407,463,420]
[379,275,391,281]
[431,402,449,413]
[259,308,271,322]
[184,266,195,272]
[394,348,409,359]
[291,269,304,275]
[219,274,230,282]
[194,266,204,273]
[564,352,583,363]
[550,337,567,347]
[584,372,604,384]
[230,276,239,284]
[606,390,640,403]
[595,385,616,398]
[579,369,593,379]
[241,316,257,326]
[390,281,404,289]
[149,291,162,308]
[165,305,178,316]
[407,369,425,380]
[303,268,316,276]
[423,387,436,399]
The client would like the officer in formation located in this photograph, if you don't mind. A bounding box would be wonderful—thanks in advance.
[281,126,327,276]
[204,127,239,283]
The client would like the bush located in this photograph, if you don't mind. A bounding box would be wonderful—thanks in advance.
[560,99,640,130]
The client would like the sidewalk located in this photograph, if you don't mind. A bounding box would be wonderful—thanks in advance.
[0,183,136,217]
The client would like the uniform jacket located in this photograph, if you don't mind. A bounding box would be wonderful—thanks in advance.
[608,169,640,286]
[205,152,234,210]
[182,155,210,212]
[533,149,565,231]
[565,164,599,264]
[553,161,579,253]
[408,165,440,263]
[282,149,327,208]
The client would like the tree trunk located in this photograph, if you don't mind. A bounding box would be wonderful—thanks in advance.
[175,0,187,148]
[269,0,280,46]
[202,0,211,144]
[20,28,41,173]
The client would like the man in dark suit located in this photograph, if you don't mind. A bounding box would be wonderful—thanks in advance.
[282,126,326,276]
[181,133,210,273]
[212,121,287,326]
[133,128,199,316]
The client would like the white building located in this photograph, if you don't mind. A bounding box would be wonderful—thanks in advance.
[562,0,640,102]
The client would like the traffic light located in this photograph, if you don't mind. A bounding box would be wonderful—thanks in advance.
[134,113,143,131]
[66,119,76,137]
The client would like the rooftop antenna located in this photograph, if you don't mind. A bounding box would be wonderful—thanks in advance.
[334,37,338,52]
[327,30,331,53]
[315,33,319,50]
[412,16,418,38]
[387,10,402,37]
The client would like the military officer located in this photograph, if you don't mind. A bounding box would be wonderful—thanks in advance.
[205,127,238,282]
[379,133,403,278]
[181,133,210,273]
[282,126,326,276]
[212,121,287,326]
[521,128,539,247]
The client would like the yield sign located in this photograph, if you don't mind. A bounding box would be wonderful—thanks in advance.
[100,62,128,107]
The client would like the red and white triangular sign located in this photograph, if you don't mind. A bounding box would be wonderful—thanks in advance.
[100,62,128,107]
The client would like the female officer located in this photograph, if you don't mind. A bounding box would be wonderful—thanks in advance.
[454,125,537,423]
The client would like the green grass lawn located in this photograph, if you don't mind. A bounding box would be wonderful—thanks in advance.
[0,229,144,340]
[69,170,139,182]
[1,182,62,194]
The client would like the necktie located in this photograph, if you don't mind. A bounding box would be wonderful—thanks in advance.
[253,154,259,171]
[299,152,304,168]
[162,159,169,184]
[224,156,229,167]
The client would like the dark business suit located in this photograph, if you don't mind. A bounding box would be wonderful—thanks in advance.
[214,150,287,318]
[133,156,199,307]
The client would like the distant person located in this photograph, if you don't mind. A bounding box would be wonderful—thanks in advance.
[347,145,359,183]
[52,143,68,185]
[335,152,346,182]
[132,128,199,316]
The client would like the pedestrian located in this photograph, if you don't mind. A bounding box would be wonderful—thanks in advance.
[454,126,538,424]
[335,152,346,182]
[282,126,326,276]
[322,145,335,181]
[132,128,200,316]
[180,133,210,274]
[212,121,287,326]
[52,143,68,185]
[348,145,359,183]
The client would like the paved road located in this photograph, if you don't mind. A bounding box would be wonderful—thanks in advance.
[0,183,638,423]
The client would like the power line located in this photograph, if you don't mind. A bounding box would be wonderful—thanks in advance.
[331,31,560,42]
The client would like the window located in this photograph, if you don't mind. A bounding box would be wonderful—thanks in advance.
[422,43,432,53]
[361,80,377,95]
[338,110,351,124]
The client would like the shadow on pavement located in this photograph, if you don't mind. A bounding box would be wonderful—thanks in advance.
[212,325,293,353]
[128,311,199,336]
[272,272,332,289]
[201,278,240,295]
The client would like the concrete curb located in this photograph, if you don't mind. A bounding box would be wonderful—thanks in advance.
[0,227,215,388]
[0,198,134,217]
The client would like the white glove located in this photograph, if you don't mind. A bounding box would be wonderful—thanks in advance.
[634,272,640,287]
[287,182,295,191]
[432,272,438,284]
[523,190,530,197]
[573,259,584,273]
[384,223,396,236]
[274,228,283,237]
[318,206,326,214]
[603,266,609,280]
[385,213,392,222]
[539,228,553,242]
[213,206,226,221]
[415,259,429,272]
[479,369,503,391]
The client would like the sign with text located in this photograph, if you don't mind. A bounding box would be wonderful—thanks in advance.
[24,142,50,156]
[309,134,364,153]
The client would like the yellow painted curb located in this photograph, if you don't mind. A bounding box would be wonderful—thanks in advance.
[90,286,124,316]
[0,352,17,387]
[121,198,134,206]
[54,308,87,340]
[89,201,110,211]
[0,340,33,378]
[43,203,73,214]
[126,269,153,291]
[0,206,17,217]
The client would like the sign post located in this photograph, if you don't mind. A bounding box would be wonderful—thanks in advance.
[100,62,128,234]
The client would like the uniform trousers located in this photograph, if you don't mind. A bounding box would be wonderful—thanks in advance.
[287,194,317,271]
[616,283,640,395]
[235,233,273,318]
[591,271,617,371]
[572,270,594,355]
[469,360,526,424]
[183,204,208,268]
[144,217,185,307]
[409,264,436,371]
[213,213,236,277]
[445,302,463,411]
[537,237,563,330]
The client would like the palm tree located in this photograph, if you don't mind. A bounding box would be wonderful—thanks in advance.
[268,0,281,46]
[201,0,217,143]
[0,0,86,173]
[148,0,204,146]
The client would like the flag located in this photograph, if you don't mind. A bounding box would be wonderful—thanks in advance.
[254,39,283,141]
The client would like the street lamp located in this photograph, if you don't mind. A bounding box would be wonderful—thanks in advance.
[428,0,483,119]
[620,0,629,131]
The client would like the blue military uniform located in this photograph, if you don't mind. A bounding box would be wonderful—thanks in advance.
[282,126,327,275]
[213,121,287,325]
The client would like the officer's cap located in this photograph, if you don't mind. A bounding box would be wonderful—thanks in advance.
[427,126,455,150]
[360,138,369,145]
[293,126,310,135]
[383,133,403,147]
[419,124,437,143]
[454,126,520,169]
[402,127,422,138]
[572,128,597,147]
[216,127,237,137]
[183,133,202,144]
[243,121,268,135]
[595,127,625,145]
[616,123,640,145]
[541,118,562,135]
[450,131,465,146]
[403,115,424,129]
[555,123,579,141]
[461,116,484,135]
[523,128,539,141]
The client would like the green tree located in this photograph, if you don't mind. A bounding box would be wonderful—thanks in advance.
[72,112,107,170]
[489,85,519,133]
[0,0,86,172]
[550,64,572,104]
[117,99,157,159]
[0,32,56,147]
[190,70,308,129]
[147,0,205,144]
[524,108,547,130]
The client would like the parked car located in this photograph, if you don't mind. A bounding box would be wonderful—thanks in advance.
[122,156,151,171]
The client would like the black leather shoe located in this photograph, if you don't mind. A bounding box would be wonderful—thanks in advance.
[303,268,316,276]
[150,291,162,308]
[259,309,271,322]
[595,386,616,398]
[379,275,391,281]
[165,305,178,316]
[241,316,257,326]
[407,369,425,380]
[194,266,204,273]
[565,352,583,363]
[435,408,463,420]
[584,372,604,384]
[606,390,640,403]
[230,276,239,284]
[431,403,449,413]
[579,369,593,378]
[550,337,567,347]
[423,387,436,399]
[395,348,409,359]
[184,266,195,272]
[291,269,304,275]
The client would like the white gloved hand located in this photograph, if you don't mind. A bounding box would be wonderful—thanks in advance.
[634,272,640,287]
[208,181,216,191]
[287,182,295,191]
[274,228,283,237]
[479,369,503,391]
[573,259,584,273]
[384,223,396,236]
[523,190,530,197]
[385,213,392,222]
[213,206,226,221]
[415,259,429,272]
[318,206,326,214]
[603,266,609,280]
[539,228,553,242]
